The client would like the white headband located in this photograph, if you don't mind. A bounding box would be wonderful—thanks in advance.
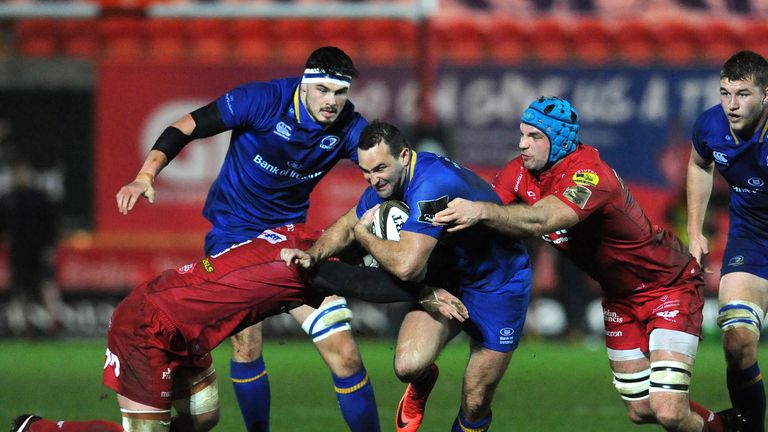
[302,68,352,87]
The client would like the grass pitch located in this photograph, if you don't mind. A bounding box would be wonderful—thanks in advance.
[0,336,754,431]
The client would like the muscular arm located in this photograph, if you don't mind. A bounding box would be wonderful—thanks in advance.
[116,103,226,214]
[433,195,580,237]
[686,147,715,264]
[306,206,360,262]
[353,223,438,282]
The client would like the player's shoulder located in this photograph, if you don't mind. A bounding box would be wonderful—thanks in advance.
[236,77,299,102]
[560,145,617,189]
[693,104,727,134]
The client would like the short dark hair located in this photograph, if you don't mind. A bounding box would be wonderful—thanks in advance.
[305,46,359,79]
[358,120,411,156]
[721,50,768,89]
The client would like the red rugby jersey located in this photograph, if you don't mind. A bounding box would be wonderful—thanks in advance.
[136,224,322,355]
[493,145,693,296]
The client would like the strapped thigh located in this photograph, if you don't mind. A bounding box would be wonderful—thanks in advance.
[173,366,219,416]
[301,298,353,343]
[120,409,171,432]
[717,300,765,337]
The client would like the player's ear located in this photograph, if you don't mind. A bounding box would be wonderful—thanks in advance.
[399,147,411,165]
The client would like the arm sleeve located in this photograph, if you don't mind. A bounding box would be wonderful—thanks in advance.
[189,102,227,138]
[311,261,421,303]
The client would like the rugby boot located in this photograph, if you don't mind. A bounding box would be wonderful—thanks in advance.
[395,363,439,432]
[717,408,745,432]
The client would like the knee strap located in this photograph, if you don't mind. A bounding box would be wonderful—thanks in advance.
[649,360,691,394]
[173,368,220,416]
[301,298,353,343]
[613,368,650,401]
[717,300,764,336]
[120,409,171,432]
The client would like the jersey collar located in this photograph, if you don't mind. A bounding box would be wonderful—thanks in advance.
[403,150,418,191]
[728,115,768,144]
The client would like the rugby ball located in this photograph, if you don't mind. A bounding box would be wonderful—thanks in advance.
[363,200,409,267]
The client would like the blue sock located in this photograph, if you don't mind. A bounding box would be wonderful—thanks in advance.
[230,357,271,432]
[727,362,765,432]
[333,367,380,432]
[452,409,492,432]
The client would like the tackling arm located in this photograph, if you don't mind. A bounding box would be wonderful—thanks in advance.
[281,206,360,269]
[433,196,579,238]
[685,147,715,264]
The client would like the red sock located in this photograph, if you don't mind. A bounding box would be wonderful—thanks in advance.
[29,419,123,432]
[690,400,722,432]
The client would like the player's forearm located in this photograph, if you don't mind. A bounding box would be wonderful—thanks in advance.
[355,227,426,282]
[481,202,548,238]
[307,219,356,262]
[136,150,168,179]
[685,161,714,236]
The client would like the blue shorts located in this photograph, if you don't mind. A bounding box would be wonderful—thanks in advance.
[205,228,258,256]
[460,267,532,352]
[721,236,768,280]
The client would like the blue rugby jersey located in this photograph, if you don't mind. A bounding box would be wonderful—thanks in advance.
[357,152,531,294]
[206,77,366,243]
[692,104,768,243]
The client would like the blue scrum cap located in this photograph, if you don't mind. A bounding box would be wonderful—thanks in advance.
[521,97,580,164]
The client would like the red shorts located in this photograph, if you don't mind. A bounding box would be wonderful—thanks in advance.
[102,283,212,409]
[603,261,704,352]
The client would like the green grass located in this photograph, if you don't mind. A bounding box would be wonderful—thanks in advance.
[0,336,756,431]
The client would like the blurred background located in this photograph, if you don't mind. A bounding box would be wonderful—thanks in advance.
[0,0,758,340]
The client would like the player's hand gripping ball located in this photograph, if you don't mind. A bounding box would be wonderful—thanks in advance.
[363,200,409,267]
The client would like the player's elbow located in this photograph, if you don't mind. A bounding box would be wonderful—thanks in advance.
[527,221,551,237]
[390,259,427,282]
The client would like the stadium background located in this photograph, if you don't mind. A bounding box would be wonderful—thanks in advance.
[0,1,766,428]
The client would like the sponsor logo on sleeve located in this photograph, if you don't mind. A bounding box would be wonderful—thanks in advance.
[416,195,449,223]
[572,170,600,187]
[747,177,765,187]
[563,185,592,209]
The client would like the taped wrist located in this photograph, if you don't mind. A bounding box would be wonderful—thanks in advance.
[134,171,154,185]
[152,126,192,162]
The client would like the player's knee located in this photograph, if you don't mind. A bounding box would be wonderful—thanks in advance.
[191,410,219,432]
[393,354,427,383]
[646,360,692,427]
[230,325,263,362]
[302,298,354,343]
[718,301,763,347]
[461,390,492,419]
[316,330,362,376]
[649,403,686,430]
[722,328,760,364]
